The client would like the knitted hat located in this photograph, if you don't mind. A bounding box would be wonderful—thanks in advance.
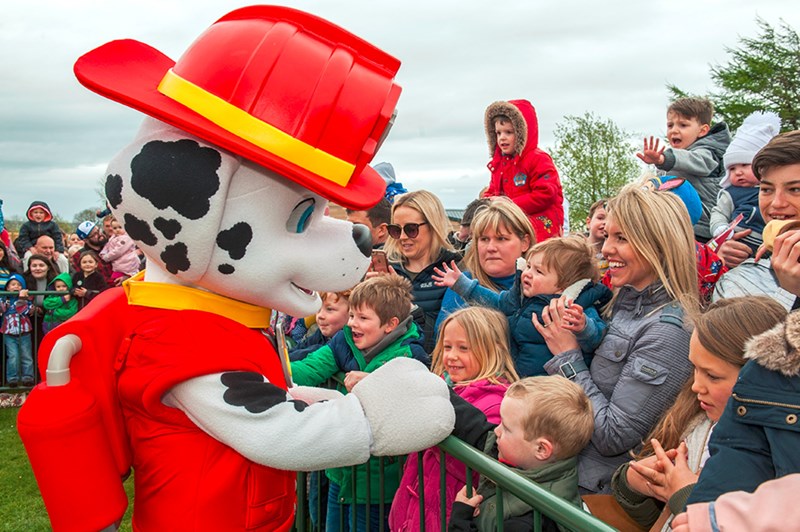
[75,221,97,240]
[721,111,781,188]
[4,273,27,291]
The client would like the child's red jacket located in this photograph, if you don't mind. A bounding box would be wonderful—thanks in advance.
[484,99,563,241]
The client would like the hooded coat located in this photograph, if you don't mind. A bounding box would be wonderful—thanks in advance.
[484,100,563,241]
[43,272,79,324]
[686,309,800,506]
[16,201,65,254]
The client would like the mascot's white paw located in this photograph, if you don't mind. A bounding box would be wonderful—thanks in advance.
[352,358,455,456]
[288,385,344,405]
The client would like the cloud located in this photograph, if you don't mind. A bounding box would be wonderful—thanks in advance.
[2,0,798,219]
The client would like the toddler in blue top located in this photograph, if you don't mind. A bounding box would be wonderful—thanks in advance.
[434,235,611,377]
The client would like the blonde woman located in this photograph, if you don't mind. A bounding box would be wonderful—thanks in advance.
[384,190,460,352]
[534,184,700,494]
[435,197,535,334]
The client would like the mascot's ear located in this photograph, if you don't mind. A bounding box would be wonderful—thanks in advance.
[105,119,239,280]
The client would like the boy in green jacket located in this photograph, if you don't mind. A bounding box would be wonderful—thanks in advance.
[291,274,428,531]
[42,272,78,334]
[449,376,594,531]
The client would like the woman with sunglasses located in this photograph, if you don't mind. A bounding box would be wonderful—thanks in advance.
[534,184,700,495]
[434,198,535,336]
[383,190,460,353]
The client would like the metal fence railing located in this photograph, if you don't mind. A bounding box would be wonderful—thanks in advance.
[293,435,616,532]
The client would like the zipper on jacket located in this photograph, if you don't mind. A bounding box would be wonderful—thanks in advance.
[732,393,800,410]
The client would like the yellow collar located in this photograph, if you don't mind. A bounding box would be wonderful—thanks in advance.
[123,272,272,328]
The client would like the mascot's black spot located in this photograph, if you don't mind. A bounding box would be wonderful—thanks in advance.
[218,264,235,275]
[216,222,252,260]
[105,174,123,208]
[123,214,158,246]
[161,242,190,275]
[154,217,182,240]
[221,372,307,414]
[130,139,221,220]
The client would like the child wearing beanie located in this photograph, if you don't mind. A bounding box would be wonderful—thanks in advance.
[710,111,781,254]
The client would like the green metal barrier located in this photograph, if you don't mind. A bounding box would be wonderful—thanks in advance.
[294,435,617,531]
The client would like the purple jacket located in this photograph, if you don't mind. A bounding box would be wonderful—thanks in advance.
[389,378,508,531]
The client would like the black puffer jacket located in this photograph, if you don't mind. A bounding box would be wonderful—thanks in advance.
[393,248,462,353]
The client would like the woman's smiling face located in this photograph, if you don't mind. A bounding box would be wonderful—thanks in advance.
[601,216,656,290]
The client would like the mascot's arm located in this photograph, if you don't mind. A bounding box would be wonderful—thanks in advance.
[164,359,455,471]
[164,372,372,471]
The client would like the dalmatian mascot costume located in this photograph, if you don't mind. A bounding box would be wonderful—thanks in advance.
[18,6,454,532]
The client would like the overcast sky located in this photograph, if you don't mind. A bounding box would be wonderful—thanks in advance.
[2,1,799,221]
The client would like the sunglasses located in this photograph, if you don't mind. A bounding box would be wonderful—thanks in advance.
[387,222,428,239]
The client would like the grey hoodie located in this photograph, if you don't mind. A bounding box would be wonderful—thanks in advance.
[658,122,731,240]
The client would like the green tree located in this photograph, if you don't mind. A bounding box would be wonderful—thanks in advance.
[549,112,640,230]
[669,18,800,132]
[72,208,99,225]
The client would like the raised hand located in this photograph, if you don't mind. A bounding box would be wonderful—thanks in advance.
[432,260,462,288]
[636,136,666,166]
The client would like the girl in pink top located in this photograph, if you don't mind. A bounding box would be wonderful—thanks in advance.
[389,306,519,531]
[99,217,140,282]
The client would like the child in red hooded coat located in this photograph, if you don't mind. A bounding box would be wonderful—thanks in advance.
[483,100,564,242]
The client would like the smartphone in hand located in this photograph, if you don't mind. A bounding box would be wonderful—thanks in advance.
[370,250,389,273]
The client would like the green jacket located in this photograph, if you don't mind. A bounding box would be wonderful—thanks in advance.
[475,433,583,532]
[42,272,79,324]
[291,318,425,504]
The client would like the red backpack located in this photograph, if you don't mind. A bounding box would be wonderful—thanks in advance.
[18,287,133,532]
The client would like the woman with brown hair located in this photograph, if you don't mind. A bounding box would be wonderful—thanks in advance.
[610,296,787,531]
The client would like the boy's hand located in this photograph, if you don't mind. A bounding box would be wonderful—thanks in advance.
[560,298,586,332]
[19,289,29,299]
[455,486,483,515]
[343,371,368,392]
[718,229,753,268]
[766,228,800,297]
[636,136,666,166]
[74,287,87,297]
[432,260,462,288]
[63,294,71,301]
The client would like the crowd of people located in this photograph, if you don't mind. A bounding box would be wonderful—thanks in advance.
[0,201,143,388]
[5,95,800,531]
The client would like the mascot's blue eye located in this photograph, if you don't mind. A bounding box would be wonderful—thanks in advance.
[287,198,316,234]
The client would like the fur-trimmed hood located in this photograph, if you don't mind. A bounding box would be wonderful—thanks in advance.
[744,310,800,377]
[484,99,539,157]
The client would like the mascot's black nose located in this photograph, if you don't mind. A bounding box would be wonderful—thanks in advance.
[352,223,373,257]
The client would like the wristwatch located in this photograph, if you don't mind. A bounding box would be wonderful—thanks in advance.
[558,359,588,380]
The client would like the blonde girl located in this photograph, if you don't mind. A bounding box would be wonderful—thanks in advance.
[390,307,518,531]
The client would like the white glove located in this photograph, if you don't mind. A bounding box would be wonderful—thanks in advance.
[287,385,344,404]
[351,358,455,456]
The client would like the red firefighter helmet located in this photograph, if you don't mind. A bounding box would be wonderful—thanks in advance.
[74,5,401,209]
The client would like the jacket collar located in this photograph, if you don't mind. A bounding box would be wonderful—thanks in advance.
[745,310,800,377]
[123,273,272,328]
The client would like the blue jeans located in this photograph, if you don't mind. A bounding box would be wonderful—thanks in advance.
[325,481,388,532]
[4,333,33,384]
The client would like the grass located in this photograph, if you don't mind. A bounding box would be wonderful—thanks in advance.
[0,404,134,531]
